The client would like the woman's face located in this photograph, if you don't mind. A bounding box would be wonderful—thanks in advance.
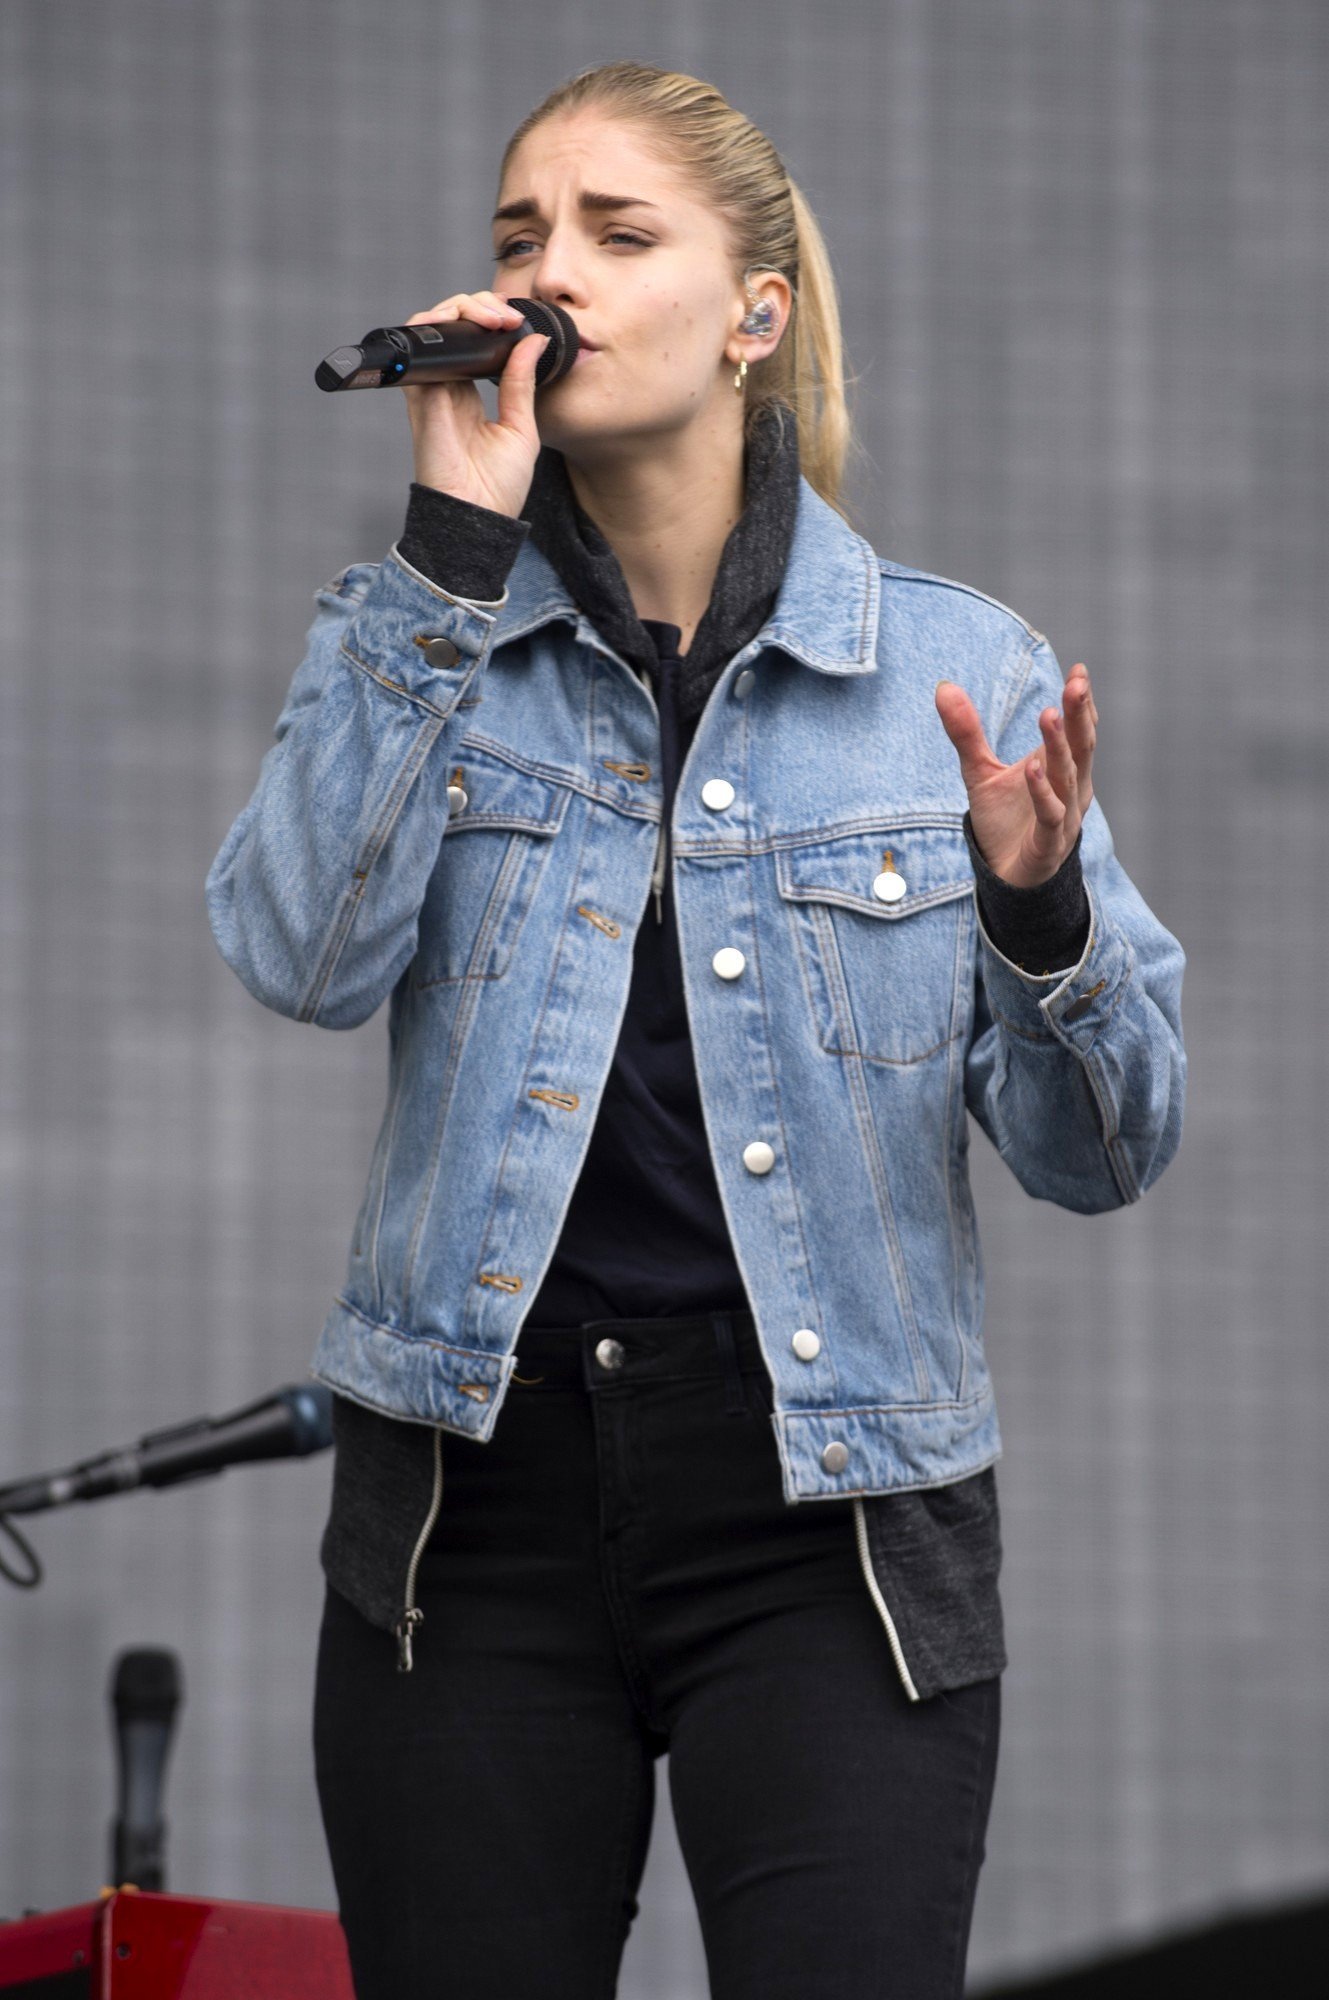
[490,112,775,460]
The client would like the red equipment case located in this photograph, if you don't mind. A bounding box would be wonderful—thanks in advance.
[0,1886,355,1996]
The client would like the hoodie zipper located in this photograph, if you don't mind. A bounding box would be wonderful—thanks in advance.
[852,1497,920,1702]
[393,1426,444,1672]
[651,818,667,925]
[631,655,669,928]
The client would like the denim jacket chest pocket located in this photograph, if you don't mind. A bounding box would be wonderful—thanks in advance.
[412,745,572,990]
[774,819,975,1066]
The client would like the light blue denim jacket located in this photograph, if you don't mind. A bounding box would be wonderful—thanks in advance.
[206,476,1186,1513]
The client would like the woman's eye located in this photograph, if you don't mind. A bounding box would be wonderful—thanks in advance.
[496,232,649,259]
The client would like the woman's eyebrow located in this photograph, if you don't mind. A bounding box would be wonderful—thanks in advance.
[492,192,664,225]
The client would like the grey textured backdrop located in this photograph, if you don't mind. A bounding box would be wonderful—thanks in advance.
[2,1,1325,1990]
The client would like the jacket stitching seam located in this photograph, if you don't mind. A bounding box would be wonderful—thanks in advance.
[401,835,523,1306]
[338,640,453,718]
[387,545,507,616]
[466,783,599,1315]
[944,903,971,1403]
[332,1293,504,1362]
[739,802,836,1410]
[876,560,1046,649]
[784,1389,993,1417]
[838,1033,932,1400]
[298,715,443,1021]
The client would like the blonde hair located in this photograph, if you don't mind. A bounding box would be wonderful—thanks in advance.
[500,60,865,525]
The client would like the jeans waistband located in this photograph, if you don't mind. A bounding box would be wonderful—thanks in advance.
[512,1308,766,1397]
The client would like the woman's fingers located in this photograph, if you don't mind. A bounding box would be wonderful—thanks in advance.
[1024,755,1068,834]
[407,292,526,328]
[1062,663,1097,802]
[398,289,545,513]
[1039,705,1080,808]
[934,680,1001,785]
[1024,663,1099,853]
[1065,663,1098,737]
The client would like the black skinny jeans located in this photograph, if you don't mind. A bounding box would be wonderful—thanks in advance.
[312,1309,1001,1999]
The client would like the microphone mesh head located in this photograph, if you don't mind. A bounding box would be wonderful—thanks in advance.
[507,299,580,383]
[112,1646,183,1720]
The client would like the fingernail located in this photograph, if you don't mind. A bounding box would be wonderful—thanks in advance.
[935,679,950,693]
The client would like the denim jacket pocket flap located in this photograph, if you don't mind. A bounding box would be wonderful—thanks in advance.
[774,820,974,1066]
[415,750,573,987]
[774,819,973,919]
[441,744,573,837]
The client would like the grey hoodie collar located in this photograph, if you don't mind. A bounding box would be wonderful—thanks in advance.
[519,400,801,722]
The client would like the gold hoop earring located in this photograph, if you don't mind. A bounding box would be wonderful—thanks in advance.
[734,356,748,395]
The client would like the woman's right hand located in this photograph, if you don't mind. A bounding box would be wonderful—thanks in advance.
[401,290,550,518]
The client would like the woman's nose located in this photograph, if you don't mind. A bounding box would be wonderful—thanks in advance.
[524,236,591,309]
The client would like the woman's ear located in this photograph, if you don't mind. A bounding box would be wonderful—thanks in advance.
[728,268,794,368]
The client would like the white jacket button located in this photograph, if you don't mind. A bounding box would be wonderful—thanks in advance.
[447,783,469,814]
[701,778,736,810]
[743,1140,775,1174]
[732,668,756,699]
[423,636,462,668]
[871,868,907,902]
[595,1337,625,1370]
[712,946,746,979]
[821,1441,849,1473]
[791,1328,821,1361]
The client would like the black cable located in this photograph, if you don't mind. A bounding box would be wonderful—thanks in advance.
[0,1514,42,1587]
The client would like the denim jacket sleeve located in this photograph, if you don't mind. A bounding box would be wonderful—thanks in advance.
[962,635,1187,1212]
[204,548,509,1029]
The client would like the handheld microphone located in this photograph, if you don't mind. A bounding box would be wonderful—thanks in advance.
[0,1383,334,1515]
[316,296,579,392]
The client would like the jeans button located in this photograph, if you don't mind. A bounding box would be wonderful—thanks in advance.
[595,1337,626,1370]
[821,1441,849,1473]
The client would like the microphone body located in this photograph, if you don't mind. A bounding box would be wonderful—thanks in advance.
[316,296,579,391]
[0,1384,333,1515]
[110,1648,182,1892]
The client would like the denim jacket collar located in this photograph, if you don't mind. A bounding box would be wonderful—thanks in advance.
[519,399,804,720]
[492,460,881,683]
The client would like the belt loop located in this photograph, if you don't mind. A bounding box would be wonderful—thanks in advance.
[712,1312,747,1416]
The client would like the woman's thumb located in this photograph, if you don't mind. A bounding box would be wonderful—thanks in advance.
[497,332,550,425]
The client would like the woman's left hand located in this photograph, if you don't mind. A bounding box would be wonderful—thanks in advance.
[934,664,1098,887]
